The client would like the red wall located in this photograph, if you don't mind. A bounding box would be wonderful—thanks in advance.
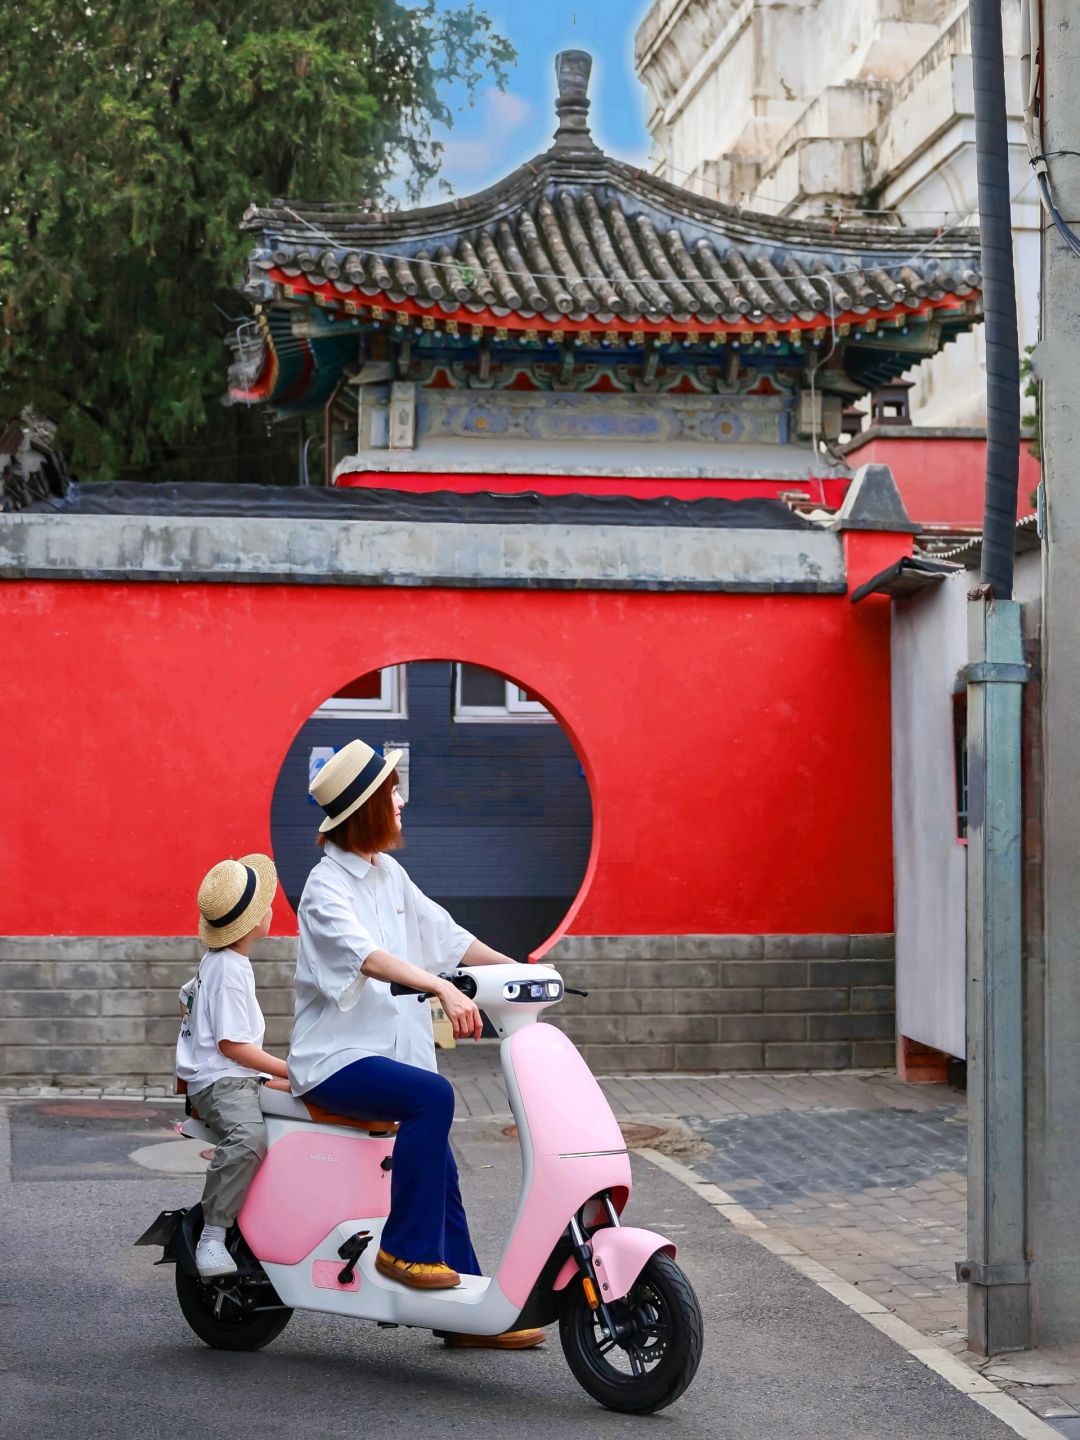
[336,470,852,508]
[0,551,898,943]
[847,435,1039,528]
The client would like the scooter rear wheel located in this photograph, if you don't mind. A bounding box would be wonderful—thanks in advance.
[559,1251,703,1413]
[175,1265,293,1351]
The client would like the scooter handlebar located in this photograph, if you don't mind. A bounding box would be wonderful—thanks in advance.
[390,971,478,1001]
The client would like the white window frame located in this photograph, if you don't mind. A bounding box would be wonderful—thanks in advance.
[383,739,410,802]
[452,664,555,724]
[314,664,408,720]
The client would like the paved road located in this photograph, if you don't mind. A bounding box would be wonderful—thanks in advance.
[0,1099,1019,1440]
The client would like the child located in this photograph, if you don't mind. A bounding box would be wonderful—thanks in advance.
[177,853,289,1278]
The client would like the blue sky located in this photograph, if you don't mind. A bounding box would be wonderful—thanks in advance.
[430,0,653,198]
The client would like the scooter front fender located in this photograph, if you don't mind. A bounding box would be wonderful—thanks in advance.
[553,1226,676,1303]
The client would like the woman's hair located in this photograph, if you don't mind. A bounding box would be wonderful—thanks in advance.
[318,769,401,854]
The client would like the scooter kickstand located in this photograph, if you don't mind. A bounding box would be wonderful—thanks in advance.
[337,1230,372,1285]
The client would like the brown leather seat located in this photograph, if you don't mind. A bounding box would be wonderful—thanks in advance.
[257,1082,399,1134]
[180,1075,398,1135]
[302,1100,399,1135]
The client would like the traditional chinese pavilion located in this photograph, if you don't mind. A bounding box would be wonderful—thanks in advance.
[0,54,989,1085]
[230,51,982,514]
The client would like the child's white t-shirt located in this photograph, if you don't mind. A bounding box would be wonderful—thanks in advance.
[176,948,267,1093]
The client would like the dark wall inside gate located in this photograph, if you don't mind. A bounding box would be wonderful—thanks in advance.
[270,661,593,960]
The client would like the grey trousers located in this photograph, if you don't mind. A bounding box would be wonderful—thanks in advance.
[189,1076,267,1228]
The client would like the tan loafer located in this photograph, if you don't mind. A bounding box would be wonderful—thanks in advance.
[442,1328,547,1349]
[375,1248,461,1290]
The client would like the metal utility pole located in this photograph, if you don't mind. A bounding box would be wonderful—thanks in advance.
[958,0,1029,1354]
[1029,0,1080,1344]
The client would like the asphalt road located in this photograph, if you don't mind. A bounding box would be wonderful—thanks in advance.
[0,1098,1019,1440]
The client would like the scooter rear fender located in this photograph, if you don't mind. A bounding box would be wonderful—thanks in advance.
[553,1226,676,1303]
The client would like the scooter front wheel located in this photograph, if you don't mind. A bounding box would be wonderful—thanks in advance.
[559,1251,703,1413]
[175,1264,293,1351]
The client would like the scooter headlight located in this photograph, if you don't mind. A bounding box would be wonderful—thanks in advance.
[502,978,563,1003]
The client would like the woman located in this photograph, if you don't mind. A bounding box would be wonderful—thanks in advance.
[289,738,544,1350]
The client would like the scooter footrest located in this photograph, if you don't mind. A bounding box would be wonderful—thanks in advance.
[337,1230,372,1285]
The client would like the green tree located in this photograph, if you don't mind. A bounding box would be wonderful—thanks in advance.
[0,1,513,484]
[1021,343,1041,465]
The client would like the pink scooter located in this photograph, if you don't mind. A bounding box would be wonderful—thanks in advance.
[137,963,703,1413]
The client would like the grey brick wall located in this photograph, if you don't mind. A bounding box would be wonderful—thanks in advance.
[0,938,297,1086]
[0,932,894,1083]
[544,934,896,1074]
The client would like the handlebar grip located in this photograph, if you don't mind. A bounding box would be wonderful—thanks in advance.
[390,972,478,1000]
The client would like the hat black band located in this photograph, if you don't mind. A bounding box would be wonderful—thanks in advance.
[205,865,258,929]
[322,751,389,821]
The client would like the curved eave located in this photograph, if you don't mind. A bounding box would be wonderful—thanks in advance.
[229,344,279,404]
[234,288,980,414]
[228,309,314,410]
[266,267,982,339]
[230,327,370,414]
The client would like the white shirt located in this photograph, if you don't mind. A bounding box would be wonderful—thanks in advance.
[288,844,475,1094]
[176,949,267,1093]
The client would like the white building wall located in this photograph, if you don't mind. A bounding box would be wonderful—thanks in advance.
[890,548,1040,1059]
[634,0,1039,427]
[890,575,968,1058]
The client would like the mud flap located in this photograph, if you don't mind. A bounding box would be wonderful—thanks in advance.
[134,1203,203,1274]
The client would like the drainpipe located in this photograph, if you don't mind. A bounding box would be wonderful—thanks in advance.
[973,0,1022,598]
[957,0,1030,1355]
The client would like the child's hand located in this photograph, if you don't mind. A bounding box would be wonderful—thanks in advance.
[264,1076,292,1092]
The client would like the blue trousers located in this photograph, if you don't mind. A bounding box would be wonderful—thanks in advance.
[306,1056,480,1274]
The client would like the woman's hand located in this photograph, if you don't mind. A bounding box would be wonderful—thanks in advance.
[438,980,483,1041]
[360,947,483,1038]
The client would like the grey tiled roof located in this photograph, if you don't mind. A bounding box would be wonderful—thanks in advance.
[241,49,981,332]
[243,166,981,329]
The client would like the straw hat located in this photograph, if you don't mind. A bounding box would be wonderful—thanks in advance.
[310,738,403,834]
[197,853,278,949]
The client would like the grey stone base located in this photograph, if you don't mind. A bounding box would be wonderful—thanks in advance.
[544,934,895,1074]
[0,933,894,1083]
[0,937,296,1086]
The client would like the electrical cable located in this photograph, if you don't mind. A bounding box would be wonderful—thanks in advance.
[1036,170,1080,257]
[1022,0,1080,256]
[806,275,841,486]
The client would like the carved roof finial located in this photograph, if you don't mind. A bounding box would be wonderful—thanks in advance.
[553,50,598,152]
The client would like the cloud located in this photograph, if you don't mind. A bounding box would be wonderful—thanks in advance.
[487,88,531,129]
[436,87,536,189]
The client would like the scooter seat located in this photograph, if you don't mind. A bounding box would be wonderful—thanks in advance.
[258,1084,398,1135]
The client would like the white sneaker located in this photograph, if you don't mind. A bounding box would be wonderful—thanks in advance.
[195,1237,238,1278]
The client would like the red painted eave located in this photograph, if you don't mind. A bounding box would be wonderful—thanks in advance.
[267,267,981,342]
